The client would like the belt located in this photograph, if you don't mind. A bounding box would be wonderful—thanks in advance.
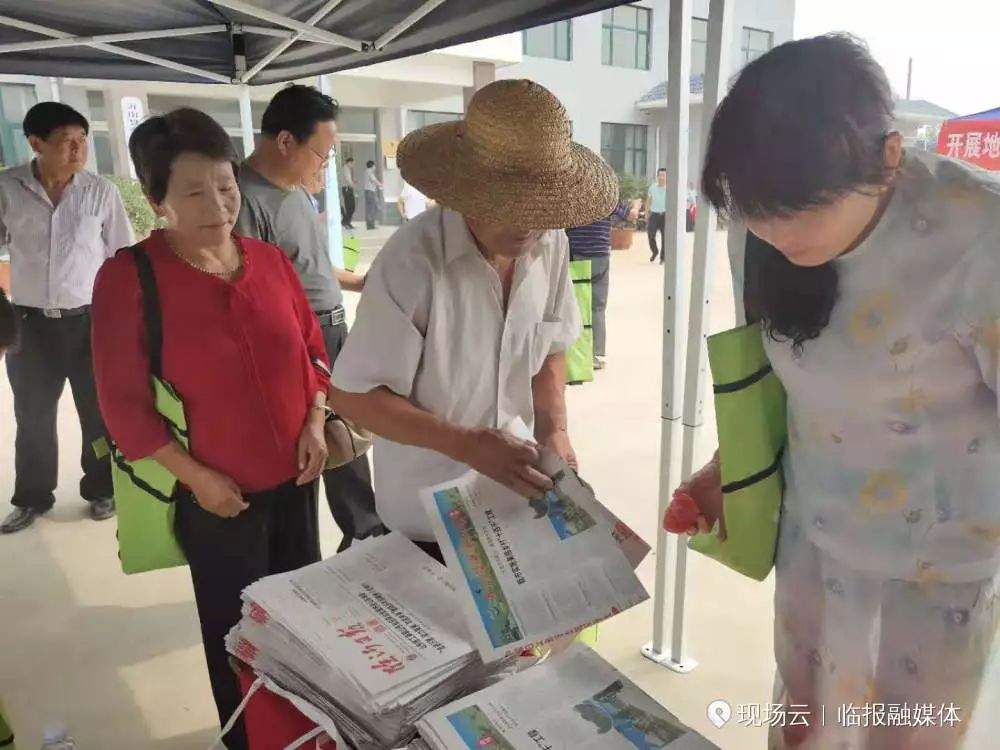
[316,305,346,327]
[20,305,90,319]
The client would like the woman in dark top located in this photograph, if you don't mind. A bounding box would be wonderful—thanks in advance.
[91,108,330,750]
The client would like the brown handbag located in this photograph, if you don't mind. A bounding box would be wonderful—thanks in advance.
[324,412,373,469]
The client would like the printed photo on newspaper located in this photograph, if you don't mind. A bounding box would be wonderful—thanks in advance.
[416,644,719,749]
[419,421,650,661]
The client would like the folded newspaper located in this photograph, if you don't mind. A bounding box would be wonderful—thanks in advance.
[416,644,718,749]
[420,419,651,661]
[226,533,513,749]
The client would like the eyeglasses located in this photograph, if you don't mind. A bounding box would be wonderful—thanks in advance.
[307,144,336,166]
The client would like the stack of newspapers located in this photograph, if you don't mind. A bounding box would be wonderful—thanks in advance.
[226,533,511,750]
[413,644,719,749]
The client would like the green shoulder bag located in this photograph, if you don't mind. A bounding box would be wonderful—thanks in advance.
[687,322,787,581]
[95,246,188,574]
[566,258,594,384]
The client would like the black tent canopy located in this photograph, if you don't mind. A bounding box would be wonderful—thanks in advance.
[0,1,627,85]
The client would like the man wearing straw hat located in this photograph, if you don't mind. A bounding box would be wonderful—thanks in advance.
[329,79,617,556]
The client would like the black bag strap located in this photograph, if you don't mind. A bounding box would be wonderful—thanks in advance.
[130,246,164,379]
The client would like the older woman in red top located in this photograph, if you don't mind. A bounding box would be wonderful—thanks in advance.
[91,108,329,750]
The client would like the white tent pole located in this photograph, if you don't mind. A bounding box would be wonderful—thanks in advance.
[643,0,694,673]
[241,24,341,44]
[238,86,255,159]
[318,75,345,271]
[0,25,227,54]
[243,0,349,83]
[0,15,231,83]
[204,0,364,52]
[681,0,735,492]
[373,0,450,50]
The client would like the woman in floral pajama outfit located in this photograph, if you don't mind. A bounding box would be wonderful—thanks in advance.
[672,34,1000,749]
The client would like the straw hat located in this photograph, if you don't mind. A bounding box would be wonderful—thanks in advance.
[398,79,618,230]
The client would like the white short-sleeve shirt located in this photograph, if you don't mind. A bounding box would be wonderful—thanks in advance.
[333,206,581,540]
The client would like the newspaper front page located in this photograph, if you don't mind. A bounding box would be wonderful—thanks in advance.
[419,424,649,661]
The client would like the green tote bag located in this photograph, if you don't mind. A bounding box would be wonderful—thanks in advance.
[95,246,188,574]
[687,322,787,581]
[566,259,594,384]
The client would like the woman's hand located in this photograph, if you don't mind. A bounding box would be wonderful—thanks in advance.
[663,451,726,539]
[296,411,329,485]
[189,466,248,518]
[458,427,553,500]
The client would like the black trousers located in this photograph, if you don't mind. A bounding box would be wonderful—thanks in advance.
[647,212,666,261]
[341,187,356,227]
[6,308,111,511]
[320,321,385,551]
[174,479,320,750]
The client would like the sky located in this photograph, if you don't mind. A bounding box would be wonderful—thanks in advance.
[794,0,997,116]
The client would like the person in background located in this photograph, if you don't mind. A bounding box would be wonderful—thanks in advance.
[340,156,356,229]
[668,34,1000,749]
[303,166,324,213]
[397,179,429,222]
[93,108,331,750]
[364,159,382,229]
[645,167,668,263]
[565,199,639,370]
[685,181,698,233]
[0,102,133,535]
[0,290,16,359]
[238,84,385,552]
[329,79,615,559]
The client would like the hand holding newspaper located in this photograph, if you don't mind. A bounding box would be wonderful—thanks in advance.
[420,419,650,662]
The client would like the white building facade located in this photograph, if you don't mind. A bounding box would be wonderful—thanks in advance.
[501,0,796,188]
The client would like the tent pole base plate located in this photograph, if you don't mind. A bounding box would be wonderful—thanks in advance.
[641,643,698,673]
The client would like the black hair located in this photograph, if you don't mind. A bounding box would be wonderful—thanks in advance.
[23,102,89,140]
[701,34,895,352]
[261,84,339,142]
[345,157,354,163]
[366,160,375,168]
[656,167,667,173]
[0,289,17,351]
[129,108,238,204]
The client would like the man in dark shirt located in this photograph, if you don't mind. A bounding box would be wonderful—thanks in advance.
[236,84,385,551]
[565,199,636,370]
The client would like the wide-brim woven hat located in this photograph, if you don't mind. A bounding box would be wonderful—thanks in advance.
[398,79,618,230]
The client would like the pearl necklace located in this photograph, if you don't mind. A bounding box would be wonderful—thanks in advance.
[167,233,243,279]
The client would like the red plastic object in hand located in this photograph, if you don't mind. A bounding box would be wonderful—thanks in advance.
[663,491,701,534]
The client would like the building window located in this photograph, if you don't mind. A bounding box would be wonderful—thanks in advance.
[601,123,648,177]
[86,90,108,122]
[523,20,572,61]
[406,110,461,134]
[602,5,651,70]
[0,83,38,168]
[691,18,709,78]
[742,27,773,65]
[92,132,115,175]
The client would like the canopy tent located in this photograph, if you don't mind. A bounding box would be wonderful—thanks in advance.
[0,0,730,676]
[937,106,1000,171]
[0,1,628,85]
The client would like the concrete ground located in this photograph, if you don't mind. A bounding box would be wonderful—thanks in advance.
[0,225,775,749]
